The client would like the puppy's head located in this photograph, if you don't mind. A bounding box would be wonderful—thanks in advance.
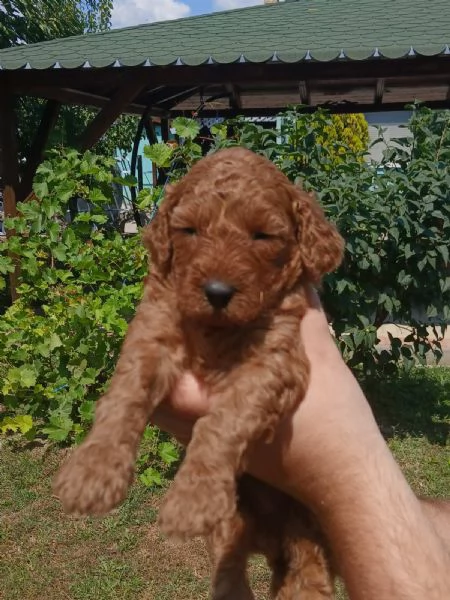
[144,147,343,326]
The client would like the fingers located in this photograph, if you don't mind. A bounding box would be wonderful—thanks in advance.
[151,372,209,443]
[151,409,194,446]
[170,372,209,418]
[155,290,343,446]
[302,286,342,364]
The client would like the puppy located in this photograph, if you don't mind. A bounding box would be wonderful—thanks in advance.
[54,147,344,599]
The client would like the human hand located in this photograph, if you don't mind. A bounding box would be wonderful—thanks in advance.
[152,289,450,598]
[152,287,378,510]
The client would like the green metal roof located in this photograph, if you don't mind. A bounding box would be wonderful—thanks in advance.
[0,0,449,70]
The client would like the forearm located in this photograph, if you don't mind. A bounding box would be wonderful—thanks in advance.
[159,294,450,598]
[420,497,450,553]
[248,368,450,599]
[317,440,450,599]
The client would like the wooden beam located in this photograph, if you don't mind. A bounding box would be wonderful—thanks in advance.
[19,100,61,202]
[170,98,450,118]
[375,78,385,105]
[77,76,149,151]
[143,85,200,108]
[193,91,231,116]
[0,93,20,301]
[18,86,151,115]
[3,56,450,119]
[6,56,450,92]
[298,80,311,105]
[226,83,241,110]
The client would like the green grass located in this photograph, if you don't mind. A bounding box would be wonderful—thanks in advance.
[0,366,449,600]
[364,366,450,499]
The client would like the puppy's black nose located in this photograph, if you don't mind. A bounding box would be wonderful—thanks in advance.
[203,280,236,309]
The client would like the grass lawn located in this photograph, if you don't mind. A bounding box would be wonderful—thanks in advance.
[1,367,449,600]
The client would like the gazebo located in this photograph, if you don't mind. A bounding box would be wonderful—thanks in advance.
[1,0,449,218]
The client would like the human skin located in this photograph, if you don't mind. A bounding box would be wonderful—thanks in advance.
[152,289,450,600]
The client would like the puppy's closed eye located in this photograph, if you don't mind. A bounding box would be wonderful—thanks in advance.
[252,232,275,241]
[177,227,197,236]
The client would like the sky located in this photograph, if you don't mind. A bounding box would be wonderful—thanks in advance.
[111,0,265,29]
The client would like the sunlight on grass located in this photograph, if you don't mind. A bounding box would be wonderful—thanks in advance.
[0,367,448,600]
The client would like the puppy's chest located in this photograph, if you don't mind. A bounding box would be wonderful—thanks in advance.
[181,326,262,388]
[180,313,302,391]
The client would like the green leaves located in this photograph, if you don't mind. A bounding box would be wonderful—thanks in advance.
[1,107,449,460]
[158,441,179,466]
[139,467,163,488]
[0,147,147,446]
[0,415,33,435]
[0,255,14,274]
[41,415,74,442]
[33,180,49,199]
[144,143,173,168]
[172,117,200,140]
[136,427,181,488]
[3,365,38,391]
[79,400,95,423]
[51,244,67,262]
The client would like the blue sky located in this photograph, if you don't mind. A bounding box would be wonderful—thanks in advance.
[111,0,264,29]
[189,1,261,17]
[190,1,216,16]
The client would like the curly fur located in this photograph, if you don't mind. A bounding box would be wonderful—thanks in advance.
[54,147,344,599]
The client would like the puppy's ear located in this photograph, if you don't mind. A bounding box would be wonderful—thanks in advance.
[293,187,344,284]
[142,183,179,277]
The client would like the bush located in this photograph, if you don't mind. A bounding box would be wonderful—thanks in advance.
[311,112,369,163]
[146,105,450,374]
[0,106,448,455]
[0,149,146,441]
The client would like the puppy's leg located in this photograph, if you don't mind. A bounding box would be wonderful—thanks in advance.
[271,538,334,600]
[159,337,308,537]
[208,513,255,600]
[53,292,184,516]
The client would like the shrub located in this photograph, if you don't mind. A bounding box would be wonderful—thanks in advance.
[312,112,369,163]
[147,105,450,374]
[0,149,146,441]
[0,106,448,456]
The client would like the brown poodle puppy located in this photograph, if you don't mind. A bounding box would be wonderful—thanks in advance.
[54,147,344,599]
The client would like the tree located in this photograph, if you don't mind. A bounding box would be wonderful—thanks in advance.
[0,0,112,48]
[310,113,369,164]
[146,107,449,375]
[324,113,369,157]
[0,0,137,178]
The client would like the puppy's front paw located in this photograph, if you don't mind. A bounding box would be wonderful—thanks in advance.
[53,441,134,516]
[158,466,236,539]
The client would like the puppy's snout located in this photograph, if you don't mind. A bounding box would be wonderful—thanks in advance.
[203,280,236,309]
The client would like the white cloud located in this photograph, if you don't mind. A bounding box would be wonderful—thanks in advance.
[112,0,191,28]
[213,0,264,9]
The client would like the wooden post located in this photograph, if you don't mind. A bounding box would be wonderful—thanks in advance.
[77,77,148,151]
[137,155,143,191]
[160,118,170,143]
[144,116,159,146]
[157,118,170,186]
[144,117,158,187]
[0,93,20,302]
[145,116,160,188]
[129,107,151,227]
[19,99,61,201]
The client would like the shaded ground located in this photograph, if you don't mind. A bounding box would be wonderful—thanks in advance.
[377,324,450,366]
[1,367,449,600]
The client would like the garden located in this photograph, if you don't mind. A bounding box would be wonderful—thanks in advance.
[0,105,449,599]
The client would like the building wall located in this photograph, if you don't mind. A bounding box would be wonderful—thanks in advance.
[365,110,412,162]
